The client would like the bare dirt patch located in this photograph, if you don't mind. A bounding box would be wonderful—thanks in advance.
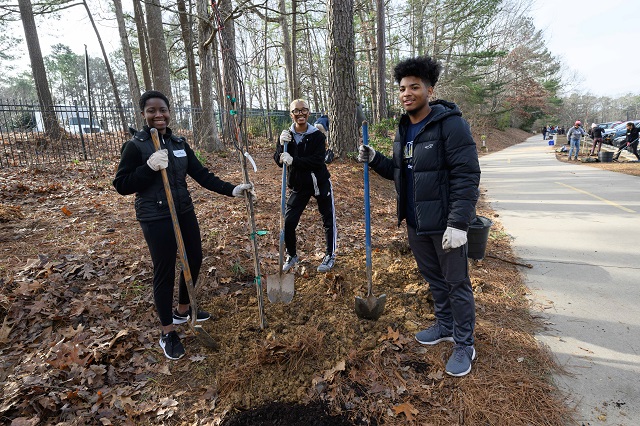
[1,130,572,425]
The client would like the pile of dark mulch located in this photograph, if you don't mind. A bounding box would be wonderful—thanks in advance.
[221,401,357,426]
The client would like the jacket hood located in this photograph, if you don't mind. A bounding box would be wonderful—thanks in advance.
[399,99,462,126]
[289,123,320,136]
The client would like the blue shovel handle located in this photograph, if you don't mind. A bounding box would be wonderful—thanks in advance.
[363,122,373,296]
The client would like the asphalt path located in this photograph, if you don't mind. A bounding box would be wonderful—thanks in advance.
[480,136,640,425]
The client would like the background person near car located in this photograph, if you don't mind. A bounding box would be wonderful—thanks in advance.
[589,124,606,156]
[612,122,640,161]
[566,121,586,161]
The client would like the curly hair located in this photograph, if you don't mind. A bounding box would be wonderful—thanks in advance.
[139,90,170,111]
[393,55,443,87]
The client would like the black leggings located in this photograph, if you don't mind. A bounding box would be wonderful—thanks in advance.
[140,210,202,326]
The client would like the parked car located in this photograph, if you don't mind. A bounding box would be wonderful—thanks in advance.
[606,120,640,146]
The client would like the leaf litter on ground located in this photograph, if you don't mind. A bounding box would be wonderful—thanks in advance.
[0,128,578,425]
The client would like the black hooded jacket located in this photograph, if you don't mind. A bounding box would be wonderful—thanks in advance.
[113,126,235,222]
[369,100,480,234]
[273,125,330,192]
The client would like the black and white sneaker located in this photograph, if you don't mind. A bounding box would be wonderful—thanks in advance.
[159,330,185,360]
[282,255,299,273]
[172,307,211,325]
[317,254,335,272]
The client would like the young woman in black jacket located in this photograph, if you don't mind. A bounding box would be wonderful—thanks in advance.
[113,90,253,360]
[274,99,337,273]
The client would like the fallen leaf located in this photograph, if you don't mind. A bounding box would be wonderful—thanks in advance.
[392,402,418,421]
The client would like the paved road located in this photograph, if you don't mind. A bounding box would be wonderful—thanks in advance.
[480,136,640,425]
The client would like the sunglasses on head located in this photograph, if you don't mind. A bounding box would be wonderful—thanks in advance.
[291,108,309,115]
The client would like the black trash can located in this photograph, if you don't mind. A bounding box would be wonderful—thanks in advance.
[598,151,613,163]
[467,216,493,260]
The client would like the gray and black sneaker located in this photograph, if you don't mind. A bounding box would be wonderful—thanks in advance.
[282,255,299,273]
[445,344,477,377]
[159,330,185,360]
[317,254,335,272]
[172,307,211,325]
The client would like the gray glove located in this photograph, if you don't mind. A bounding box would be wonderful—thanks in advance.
[357,145,376,163]
[279,130,292,146]
[232,182,256,198]
[280,152,293,166]
[442,226,467,250]
[147,149,168,171]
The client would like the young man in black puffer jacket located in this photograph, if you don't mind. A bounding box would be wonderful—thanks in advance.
[274,99,337,273]
[359,56,481,377]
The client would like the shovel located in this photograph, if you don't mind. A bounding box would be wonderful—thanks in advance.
[267,141,295,303]
[150,128,218,348]
[355,122,387,321]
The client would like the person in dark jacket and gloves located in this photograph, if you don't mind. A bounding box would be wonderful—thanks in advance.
[274,99,337,273]
[612,121,640,161]
[358,56,481,377]
[113,90,253,361]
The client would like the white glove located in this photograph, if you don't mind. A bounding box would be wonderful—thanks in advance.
[315,123,327,135]
[147,149,168,171]
[280,152,293,166]
[357,145,376,163]
[232,182,255,198]
[442,226,467,250]
[279,130,292,146]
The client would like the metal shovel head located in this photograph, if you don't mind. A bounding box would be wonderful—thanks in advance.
[266,272,295,304]
[355,293,387,321]
[189,322,219,349]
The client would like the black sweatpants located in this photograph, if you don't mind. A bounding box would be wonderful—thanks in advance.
[284,179,336,257]
[407,226,475,346]
[139,209,202,327]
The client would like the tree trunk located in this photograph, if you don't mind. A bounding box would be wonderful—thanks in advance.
[357,4,377,121]
[291,0,300,99]
[375,0,387,121]
[82,0,127,131]
[177,0,203,146]
[133,0,153,91]
[197,0,222,151]
[328,0,357,154]
[145,0,173,102]
[17,0,61,139]
[219,0,239,144]
[278,0,294,101]
[114,0,143,128]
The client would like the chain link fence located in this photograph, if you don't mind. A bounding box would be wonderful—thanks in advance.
[0,100,296,169]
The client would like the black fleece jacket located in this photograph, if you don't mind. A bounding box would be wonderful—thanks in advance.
[113,126,235,222]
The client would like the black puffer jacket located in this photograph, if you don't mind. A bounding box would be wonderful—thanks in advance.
[113,126,235,222]
[369,100,480,234]
[273,125,330,192]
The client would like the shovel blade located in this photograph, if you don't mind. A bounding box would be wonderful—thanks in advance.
[189,323,219,349]
[266,272,295,304]
[355,293,387,321]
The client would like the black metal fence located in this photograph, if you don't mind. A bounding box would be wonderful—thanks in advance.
[0,100,299,169]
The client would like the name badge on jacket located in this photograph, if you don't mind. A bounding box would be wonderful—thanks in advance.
[173,149,186,158]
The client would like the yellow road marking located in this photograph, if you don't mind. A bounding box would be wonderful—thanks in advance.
[555,182,636,213]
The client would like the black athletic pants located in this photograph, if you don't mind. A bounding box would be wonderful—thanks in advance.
[140,210,202,327]
[407,226,475,346]
[284,179,336,258]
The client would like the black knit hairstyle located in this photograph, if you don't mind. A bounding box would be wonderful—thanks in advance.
[393,55,443,87]
[139,90,170,111]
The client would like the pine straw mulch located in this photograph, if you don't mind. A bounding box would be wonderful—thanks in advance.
[0,127,573,425]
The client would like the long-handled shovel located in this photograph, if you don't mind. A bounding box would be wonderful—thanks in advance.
[266,141,295,303]
[150,128,218,348]
[355,122,387,321]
